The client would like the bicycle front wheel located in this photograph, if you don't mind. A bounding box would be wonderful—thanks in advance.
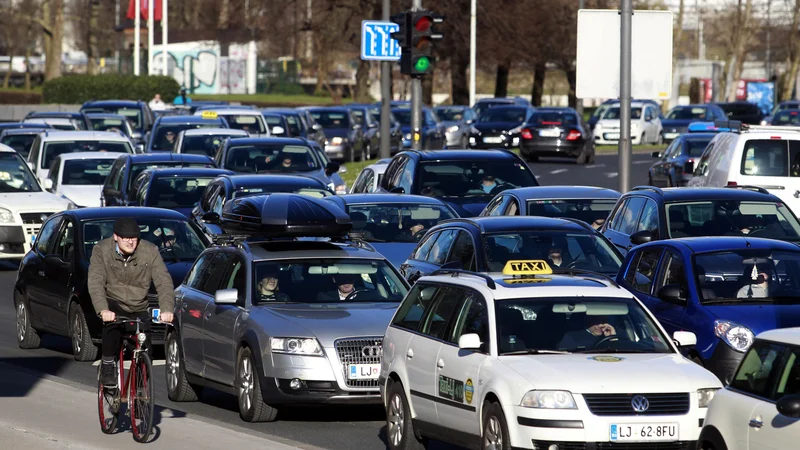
[130,352,154,443]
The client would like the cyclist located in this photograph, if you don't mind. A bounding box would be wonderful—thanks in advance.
[88,218,175,388]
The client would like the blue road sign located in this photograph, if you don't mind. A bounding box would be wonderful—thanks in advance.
[361,21,402,61]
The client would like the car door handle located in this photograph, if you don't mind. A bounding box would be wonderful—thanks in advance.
[749,418,763,428]
[437,359,445,369]
[38,270,45,277]
[181,303,187,311]
[406,349,414,359]
[204,311,212,319]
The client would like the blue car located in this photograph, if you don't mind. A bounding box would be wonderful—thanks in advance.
[323,193,459,268]
[391,107,446,150]
[661,104,728,143]
[618,237,800,384]
[648,130,717,187]
[146,114,229,152]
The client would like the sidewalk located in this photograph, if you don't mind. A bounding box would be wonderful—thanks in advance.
[0,364,307,450]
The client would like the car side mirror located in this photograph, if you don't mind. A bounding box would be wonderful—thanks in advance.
[43,179,53,191]
[131,131,143,140]
[389,186,405,194]
[630,230,655,246]
[672,331,697,348]
[659,284,687,305]
[214,288,239,305]
[271,126,285,135]
[202,211,221,224]
[326,162,340,174]
[684,160,694,174]
[651,151,662,158]
[777,394,800,418]
[458,333,482,350]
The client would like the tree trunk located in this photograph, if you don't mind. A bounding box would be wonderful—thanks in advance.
[494,61,510,98]
[782,0,800,100]
[2,27,12,88]
[451,53,469,105]
[24,47,31,90]
[422,74,433,106]
[531,62,546,107]
[353,60,372,103]
[565,68,577,108]
[43,0,64,81]
[218,0,230,29]
[726,0,753,101]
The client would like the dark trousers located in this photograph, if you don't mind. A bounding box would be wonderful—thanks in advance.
[101,300,151,359]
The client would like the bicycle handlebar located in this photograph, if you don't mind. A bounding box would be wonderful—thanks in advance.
[100,315,174,326]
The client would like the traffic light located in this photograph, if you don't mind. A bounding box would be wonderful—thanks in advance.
[390,12,409,48]
[408,10,443,76]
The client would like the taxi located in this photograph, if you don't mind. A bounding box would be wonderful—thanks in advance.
[379,261,722,450]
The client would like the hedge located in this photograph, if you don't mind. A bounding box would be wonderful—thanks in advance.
[42,74,180,104]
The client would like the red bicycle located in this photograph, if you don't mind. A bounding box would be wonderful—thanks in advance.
[97,316,165,442]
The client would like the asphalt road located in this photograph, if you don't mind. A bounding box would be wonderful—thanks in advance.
[528,150,656,190]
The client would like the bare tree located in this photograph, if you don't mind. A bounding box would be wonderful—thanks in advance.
[724,0,754,101]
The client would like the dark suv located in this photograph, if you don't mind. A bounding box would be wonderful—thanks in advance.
[600,186,800,255]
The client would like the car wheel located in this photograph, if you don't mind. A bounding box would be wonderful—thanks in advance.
[576,150,587,165]
[237,346,278,422]
[16,298,41,349]
[70,303,98,361]
[386,380,426,450]
[482,401,510,450]
[165,331,203,402]
[655,132,663,146]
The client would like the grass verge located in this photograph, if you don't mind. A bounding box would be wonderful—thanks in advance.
[193,93,347,106]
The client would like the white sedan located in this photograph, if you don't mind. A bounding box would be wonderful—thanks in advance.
[594,101,663,145]
[44,152,125,207]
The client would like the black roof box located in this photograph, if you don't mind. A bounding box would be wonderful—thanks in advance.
[220,193,352,238]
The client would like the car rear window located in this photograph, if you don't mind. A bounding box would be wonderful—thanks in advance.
[740,139,800,177]
[772,111,800,125]
[528,112,578,126]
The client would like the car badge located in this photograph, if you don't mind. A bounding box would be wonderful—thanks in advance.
[588,355,624,362]
[631,395,650,413]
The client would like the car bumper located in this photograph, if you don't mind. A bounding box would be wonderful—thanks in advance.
[445,132,463,147]
[468,136,518,149]
[521,141,584,157]
[704,342,745,385]
[0,224,35,259]
[324,144,351,160]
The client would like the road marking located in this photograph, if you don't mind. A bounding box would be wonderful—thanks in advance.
[550,169,568,174]
[585,163,606,169]
[604,172,619,178]
[93,359,166,367]
[633,160,652,165]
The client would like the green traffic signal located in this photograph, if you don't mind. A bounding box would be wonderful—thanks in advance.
[414,57,431,73]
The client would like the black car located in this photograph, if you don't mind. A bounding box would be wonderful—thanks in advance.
[345,104,380,159]
[292,107,329,147]
[600,186,800,256]
[192,174,332,236]
[14,207,209,360]
[367,104,403,154]
[80,100,155,137]
[468,105,535,150]
[399,216,622,284]
[24,111,91,130]
[214,137,332,186]
[648,132,716,187]
[715,101,763,125]
[392,107,446,150]
[379,149,538,216]
[131,167,234,217]
[519,107,594,164]
[0,128,45,159]
[472,97,529,117]
[146,114,229,152]
[101,153,217,207]
[307,107,367,162]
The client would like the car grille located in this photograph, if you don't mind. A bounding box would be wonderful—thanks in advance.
[582,393,690,416]
[532,442,694,450]
[20,212,51,224]
[334,337,382,388]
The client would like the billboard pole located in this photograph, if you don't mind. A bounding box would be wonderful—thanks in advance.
[619,0,632,193]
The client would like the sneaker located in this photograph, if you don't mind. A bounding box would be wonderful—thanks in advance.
[101,362,117,387]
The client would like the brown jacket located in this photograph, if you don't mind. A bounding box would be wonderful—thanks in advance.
[88,237,175,314]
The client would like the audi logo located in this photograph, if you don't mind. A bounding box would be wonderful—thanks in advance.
[362,345,382,358]
[631,395,650,413]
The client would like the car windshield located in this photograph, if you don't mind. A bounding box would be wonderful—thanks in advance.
[478,107,527,123]
[496,296,672,355]
[666,107,708,120]
[435,107,466,121]
[42,140,132,168]
[528,112,578,126]
[82,107,142,130]
[62,159,114,185]
[694,250,800,304]
[772,111,800,125]
[252,258,408,304]
[0,152,41,192]
[310,111,349,129]
[147,176,214,208]
[686,138,712,157]
[418,160,536,197]
[483,231,621,274]
[525,199,617,225]
[89,118,130,136]
[347,203,458,243]
[128,161,215,191]
[473,102,511,117]
[226,144,319,173]
[392,109,412,126]
[0,134,36,158]
[152,123,221,151]
[181,134,235,157]
[591,104,610,119]
[83,218,206,262]
[282,115,303,135]
[603,107,642,120]
[232,185,330,199]
[221,114,266,134]
[666,201,800,240]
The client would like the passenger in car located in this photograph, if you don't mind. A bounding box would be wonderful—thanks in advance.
[258,271,290,303]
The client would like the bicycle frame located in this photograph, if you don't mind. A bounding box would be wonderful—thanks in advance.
[114,318,148,406]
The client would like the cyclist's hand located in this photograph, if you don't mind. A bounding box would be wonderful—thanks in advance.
[100,310,116,322]
[159,312,174,323]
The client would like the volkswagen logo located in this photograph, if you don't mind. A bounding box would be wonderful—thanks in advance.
[631,395,650,413]
[362,345,382,358]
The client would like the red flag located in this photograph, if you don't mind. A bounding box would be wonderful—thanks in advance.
[127,0,163,21]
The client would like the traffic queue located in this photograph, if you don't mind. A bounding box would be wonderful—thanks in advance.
[4,99,800,450]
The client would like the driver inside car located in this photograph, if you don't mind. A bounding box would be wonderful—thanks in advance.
[557,314,617,350]
[317,274,360,301]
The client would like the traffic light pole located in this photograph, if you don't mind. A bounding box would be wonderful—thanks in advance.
[619,0,633,193]
[411,0,423,151]
[380,0,392,159]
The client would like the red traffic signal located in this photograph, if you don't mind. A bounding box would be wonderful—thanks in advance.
[414,16,431,32]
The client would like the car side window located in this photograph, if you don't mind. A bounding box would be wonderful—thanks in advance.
[221,255,247,304]
[446,231,476,270]
[608,199,629,231]
[363,169,376,192]
[185,253,212,290]
[730,340,787,400]
[427,229,457,265]
[106,161,122,190]
[385,158,408,192]
[661,140,678,160]
[645,108,653,121]
[449,291,489,351]
[656,251,687,300]
[482,195,505,216]
[504,197,520,216]
[392,283,440,332]
[775,345,800,397]
[616,196,645,235]
[413,231,440,261]
[35,216,62,254]
[695,144,714,176]
[353,169,372,193]
[420,286,465,341]
[197,252,233,295]
[55,219,74,262]
[48,158,60,189]
[629,247,663,295]
[28,136,40,163]
[637,199,659,235]
[398,162,414,195]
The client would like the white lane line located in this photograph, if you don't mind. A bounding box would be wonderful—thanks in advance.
[604,172,619,178]
[93,359,166,367]
[550,169,568,174]
[584,163,606,169]
[633,160,652,165]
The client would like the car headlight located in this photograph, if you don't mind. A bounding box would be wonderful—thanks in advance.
[595,123,603,131]
[520,390,577,409]
[0,207,14,224]
[404,133,411,140]
[697,388,719,408]
[270,337,323,356]
[631,123,639,131]
[330,137,345,145]
[714,320,754,353]
[335,184,347,195]
[446,125,459,133]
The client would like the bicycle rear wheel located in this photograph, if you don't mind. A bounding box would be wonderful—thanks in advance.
[130,352,154,443]
[97,367,119,434]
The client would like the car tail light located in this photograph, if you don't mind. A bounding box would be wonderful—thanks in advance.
[727,181,738,186]
[542,121,562,125]
[521,128,533,140]
[771,136,782,140]
[566,129,582,141]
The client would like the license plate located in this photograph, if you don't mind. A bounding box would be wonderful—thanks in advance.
[539,129,561,137]
[348,364,380,380]
[150,308,160,323]
[610,423,678,442]
[483,136,503,144]
[604,133,620,140]
[664,132,680,139]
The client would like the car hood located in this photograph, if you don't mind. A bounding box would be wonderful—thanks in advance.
[704,303,800,334]
[441,197,491,217]
[369,243,417,269]
[500,353,721,392]
[324,128,351,139]
[0,191,74,212]
[472,122,522,133]
[661,119,695,129]
[596,119,621,129]
[261,302,399,346]
[58,185,102,208]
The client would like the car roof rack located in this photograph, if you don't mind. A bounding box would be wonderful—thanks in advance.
[551,268,619,287]
[631,186,664,195]
[724,185,770,195]
[430,269,497,290]
[212,234,251,247]
[743,124,800,133]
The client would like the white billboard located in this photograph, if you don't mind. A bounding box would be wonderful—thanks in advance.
[576,9,673,100]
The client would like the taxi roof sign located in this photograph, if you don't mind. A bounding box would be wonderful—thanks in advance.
[201,111,219,119]
[502,260,553,276]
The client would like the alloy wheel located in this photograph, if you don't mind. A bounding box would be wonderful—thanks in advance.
[238,355,253,412]
[484,415,503,450]
[387,393,404,447]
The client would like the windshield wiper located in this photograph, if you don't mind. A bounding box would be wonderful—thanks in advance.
[574,349,646,354]
[702,297,776,305]
[501,349,571,355]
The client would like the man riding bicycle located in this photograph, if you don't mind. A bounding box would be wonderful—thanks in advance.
[88,218,175,387]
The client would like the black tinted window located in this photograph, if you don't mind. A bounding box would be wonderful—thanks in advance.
[731,340,787,399]
[421,286,464,341]
[197,252,232,294]
[392,284,439,331]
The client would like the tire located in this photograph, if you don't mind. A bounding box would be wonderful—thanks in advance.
[97,366,119,434]
[70,303,98,361]
[131,352,155,443]
[16,298,41,349]
[588,147,596,164]
[237,347,278,422]
[482,401,511,450]
[576,149,587,164]
[386,380,426,450]
[165,332,202,402]
[655,132,664,146]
